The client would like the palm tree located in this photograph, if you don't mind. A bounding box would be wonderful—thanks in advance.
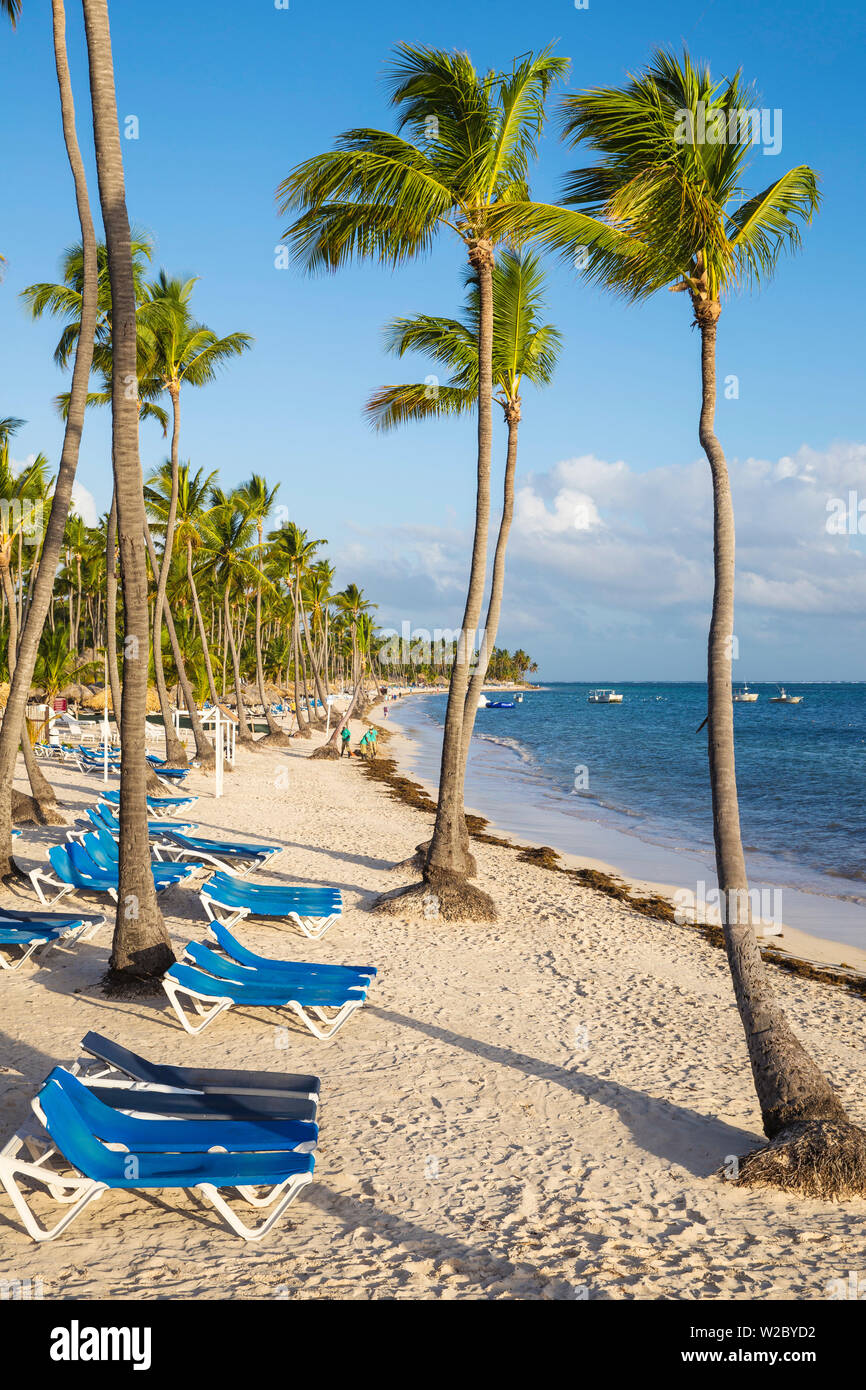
[367,249,561,803]
[148,461,221,711]
[554,49,865,1194]
[138,272,252,764]
[0,0,101,876]
[198,491,258,743]
[235,473,285,740]
[267,523,327,736]
[279,42,568,916]
[80,0,173,980]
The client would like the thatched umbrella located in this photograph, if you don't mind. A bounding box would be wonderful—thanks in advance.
[0,682,9,710]
[145,686,162,715]
[82,687,113,713]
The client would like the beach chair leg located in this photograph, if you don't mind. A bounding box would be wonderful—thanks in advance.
[0,940,46,972]
[290,998,362,1042]
[28,870,72,909]
[287,912,338,939]
[162,978,234,1035]
[199,896,248,932]
[0,1152,107,1242]
[198,1171,313,1240]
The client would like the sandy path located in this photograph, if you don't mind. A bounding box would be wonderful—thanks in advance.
[0,725,863,1300]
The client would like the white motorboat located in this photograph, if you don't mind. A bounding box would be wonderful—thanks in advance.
[587,689,623,704]
[769,687,803,704]
[733,683,759,702]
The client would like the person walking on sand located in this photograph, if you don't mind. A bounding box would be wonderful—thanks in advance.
[340,725,351,758]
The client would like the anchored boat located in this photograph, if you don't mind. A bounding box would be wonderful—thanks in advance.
[587,689,623,704]
[733,683,759,702]
[770,687,803,704]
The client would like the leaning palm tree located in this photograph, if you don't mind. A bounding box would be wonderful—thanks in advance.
[367,249,561,824]
[279,42,568,917]
[552,49,866,1195]
[80,0,173,980]
[235,473,285,740]
[138,272,252,764]
[0,0,101,877]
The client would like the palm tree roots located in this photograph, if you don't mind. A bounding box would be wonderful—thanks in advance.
[732,1119,866,1199]
[372,866,496,922]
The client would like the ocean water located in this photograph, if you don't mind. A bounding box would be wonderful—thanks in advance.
[387,683,866,945]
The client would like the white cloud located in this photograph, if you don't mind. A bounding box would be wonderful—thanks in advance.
[335,442,866,678]
[70,481,99,527]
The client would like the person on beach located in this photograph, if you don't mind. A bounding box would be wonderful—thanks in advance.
[367,727,378,758]
[340,725,351,757]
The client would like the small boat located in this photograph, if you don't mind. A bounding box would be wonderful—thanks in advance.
[587,689,623,704]
[515,694,524,703]
[486,700,515,709]
[733,683,759,702]
[770,687,803,704]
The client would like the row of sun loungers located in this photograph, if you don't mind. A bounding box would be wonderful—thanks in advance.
[1,777,372,1243]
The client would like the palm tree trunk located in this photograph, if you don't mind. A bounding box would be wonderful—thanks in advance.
[0,0,96,872]
[81,0,173,979]
[143,523,213,766]
[300,601,330,724]
[460,401,520,767]
[148,385,186,764]
[0,557,61,818]
[255,562,283,739]
[224,587,253,743]
[697,311,864,1192]
[422,240,496,912]
[187,541,219,707]
[291,582,309,737]
[105,490,122,730]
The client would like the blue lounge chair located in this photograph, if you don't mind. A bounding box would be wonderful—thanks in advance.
[100,789,199,818]
[86,803,198,838]
[0,909,104,972]
[42,1068,318,1153]
[162,959,369,1038]
[205,918,376,986]
[77,1031,319,1103]
[0,1072,316,1241]
[153,830,280,876]
[29,842,193,907]
[200,870,343,939]
[70,805,197,842]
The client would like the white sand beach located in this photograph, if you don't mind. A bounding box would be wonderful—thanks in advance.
[1,716,864,1301]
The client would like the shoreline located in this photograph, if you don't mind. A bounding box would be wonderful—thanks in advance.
[377,693,866,977]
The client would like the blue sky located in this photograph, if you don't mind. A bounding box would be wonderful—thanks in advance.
[2,0,865,679]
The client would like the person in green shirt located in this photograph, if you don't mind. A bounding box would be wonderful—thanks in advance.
[340,725,351,757]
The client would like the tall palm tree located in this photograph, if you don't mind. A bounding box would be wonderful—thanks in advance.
[80,0,173,979]
[267,523,326,736]
[552,49,865,1194]
[0,0,102,873]
[148,461,221,710]
[198,491,258,743]
[367,249,561,810]
[279,43,568,916]
[235,473,285,739]
[138,272,252,763]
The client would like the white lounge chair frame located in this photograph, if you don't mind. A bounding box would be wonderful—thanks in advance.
[0,1123,312,1242]
[199,890,340,940]
[162,973,365,1041]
